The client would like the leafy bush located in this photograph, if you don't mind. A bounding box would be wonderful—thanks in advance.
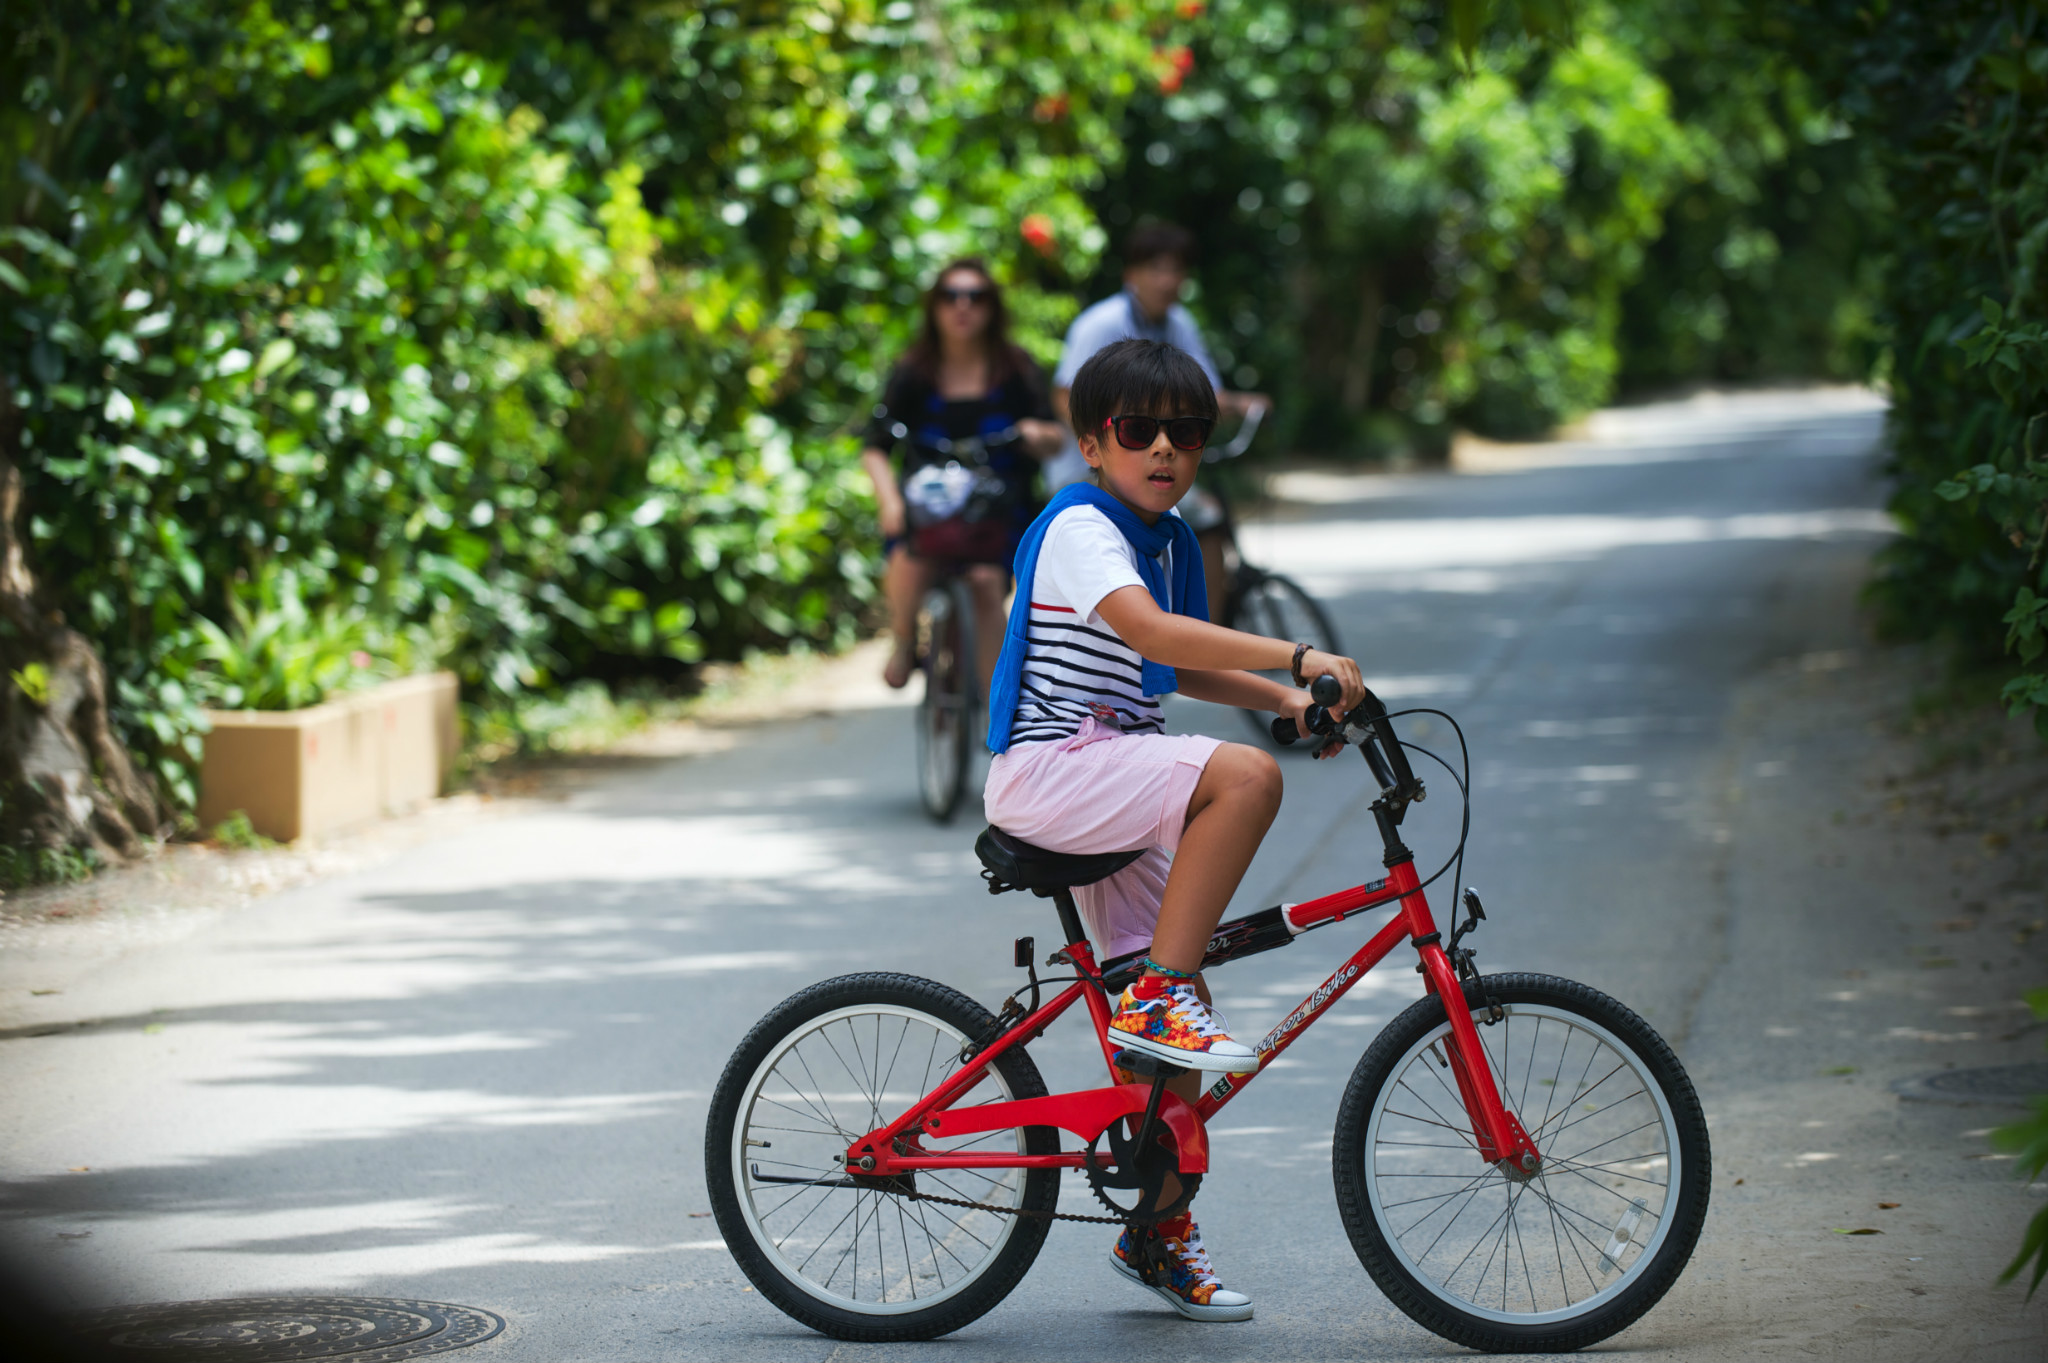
[0,842,100,891]
[1993,987,2048,1298]
[210,811,277,852]
[1085,0,1885,452]
[0,0,1162,810]
[1794,0,2048,737]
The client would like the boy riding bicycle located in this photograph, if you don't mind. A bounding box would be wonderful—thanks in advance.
[982,337,1365,1321]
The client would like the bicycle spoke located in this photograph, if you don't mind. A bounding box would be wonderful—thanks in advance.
[734,1002,1036,1315]
[1410,1172,1501,1263]
[1360,1002,1688,1327]
[1548,1115,1664,1169]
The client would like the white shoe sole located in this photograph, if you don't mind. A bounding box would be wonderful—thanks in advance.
[1110,1247,1254,1321]
[1110,1030,1261,1074]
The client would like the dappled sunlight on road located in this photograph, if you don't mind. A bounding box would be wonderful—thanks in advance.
[1241,508,1893,597]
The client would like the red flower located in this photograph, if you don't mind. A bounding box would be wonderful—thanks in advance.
[1021,213,1056,256]
[1176,0,1206,17]
[1032,93,1069,122]
[1155,44,1194,92]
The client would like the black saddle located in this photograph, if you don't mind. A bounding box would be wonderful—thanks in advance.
[974,826,1143,898]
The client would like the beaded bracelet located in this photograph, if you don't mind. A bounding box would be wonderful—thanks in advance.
[1142,957,1199,980]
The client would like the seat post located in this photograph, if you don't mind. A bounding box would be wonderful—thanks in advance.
[1049,888,1089,951]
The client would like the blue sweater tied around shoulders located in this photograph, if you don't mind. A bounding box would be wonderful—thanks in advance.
[985,483,1208,755]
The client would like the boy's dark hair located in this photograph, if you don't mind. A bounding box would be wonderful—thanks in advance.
[1069,339,1219,443]
[1123,221,1197,270]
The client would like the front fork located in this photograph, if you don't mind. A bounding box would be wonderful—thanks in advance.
[1414,940,1541,1174]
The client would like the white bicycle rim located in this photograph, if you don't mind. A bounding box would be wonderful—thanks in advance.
[731,1003,1030,1316]
[1361,1002,1683,1326]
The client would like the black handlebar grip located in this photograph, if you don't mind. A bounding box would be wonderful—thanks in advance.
[1269,716,1300,745]
[1310,674,1342,706]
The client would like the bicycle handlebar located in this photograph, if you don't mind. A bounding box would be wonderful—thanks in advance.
[893,422,1025,462]
[1270,674,1426,814]
[1204,402,1267,464]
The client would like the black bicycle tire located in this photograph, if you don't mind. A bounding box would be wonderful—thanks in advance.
[947,576,978,817]
[915,580,973,822]
[1331,974,1710,1354]
[705,972,1059,1342]
[1230,570,1343,743]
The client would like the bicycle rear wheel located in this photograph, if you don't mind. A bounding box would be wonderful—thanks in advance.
[914,578,976,822]
[705,973,1059,1341]
[1332,974,1710,1353]
[1228,569,1342,743]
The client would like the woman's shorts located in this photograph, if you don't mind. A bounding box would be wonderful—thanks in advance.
[983,718,1224,960]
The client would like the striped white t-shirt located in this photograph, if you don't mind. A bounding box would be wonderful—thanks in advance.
[1008,506,1173,746]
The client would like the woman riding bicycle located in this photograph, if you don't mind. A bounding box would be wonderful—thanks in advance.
[860,259,1066,697]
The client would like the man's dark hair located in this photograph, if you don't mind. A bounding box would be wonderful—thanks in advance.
[1123,221,1197,270]
[1069,339,1219,443]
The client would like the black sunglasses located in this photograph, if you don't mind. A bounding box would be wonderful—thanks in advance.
[1105,413,1214,451]
[937,286,991,306]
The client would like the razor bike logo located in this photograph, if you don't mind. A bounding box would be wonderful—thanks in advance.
[1256,963,1361,1057]
[1208,961,1363,1102]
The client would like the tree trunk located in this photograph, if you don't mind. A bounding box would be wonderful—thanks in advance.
[1341,269,1384,417]
[0,396,166,864]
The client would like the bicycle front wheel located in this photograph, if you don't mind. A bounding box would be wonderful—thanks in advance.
[1229,570,1342,743]
[915,579,975,822]
[705,973,1059,1342]
[1332,973,1710,1353]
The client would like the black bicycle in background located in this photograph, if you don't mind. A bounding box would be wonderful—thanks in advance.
[897,426,1022,823]
[1192,405,1345,741]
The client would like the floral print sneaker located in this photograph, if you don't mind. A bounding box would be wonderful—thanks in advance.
[1112,1216,1254,1321]
[1109,981,1259,1073]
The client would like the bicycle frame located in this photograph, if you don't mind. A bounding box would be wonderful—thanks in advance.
[840,860,1541,1184]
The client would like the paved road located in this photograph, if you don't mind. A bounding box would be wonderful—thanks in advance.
[4,389,2042,1359]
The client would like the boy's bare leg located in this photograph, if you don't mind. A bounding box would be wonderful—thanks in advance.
[1147,744,1282,974]
[1151,981,1214,1212]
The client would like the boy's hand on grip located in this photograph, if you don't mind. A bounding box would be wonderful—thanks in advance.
[1300,650,1365,719]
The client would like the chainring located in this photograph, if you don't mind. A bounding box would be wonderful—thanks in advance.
[1082,1113,1200,1226]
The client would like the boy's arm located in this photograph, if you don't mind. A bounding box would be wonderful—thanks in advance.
[1094,584,1364,713]
[1176,669,1313,734]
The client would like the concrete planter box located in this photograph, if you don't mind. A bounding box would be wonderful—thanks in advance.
[198,672,460,843]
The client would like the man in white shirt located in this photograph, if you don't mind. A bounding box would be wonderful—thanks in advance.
[1047,222,1269,614]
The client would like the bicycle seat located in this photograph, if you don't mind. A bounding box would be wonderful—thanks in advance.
[975,826,1143,897]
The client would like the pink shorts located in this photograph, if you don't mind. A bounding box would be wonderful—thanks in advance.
[983,719,1224,960]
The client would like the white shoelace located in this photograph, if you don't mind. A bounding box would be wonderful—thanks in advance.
[1159,983,1231,1039]
[1169,1226,1222,1288]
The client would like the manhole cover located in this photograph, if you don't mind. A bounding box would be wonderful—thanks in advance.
[67,1297,503,1363]
[1892,1062,2048,1107]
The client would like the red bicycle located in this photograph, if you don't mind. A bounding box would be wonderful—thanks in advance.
[705,680,1711,1352]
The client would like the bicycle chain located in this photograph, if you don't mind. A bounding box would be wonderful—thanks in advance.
[883,1184,1129,1226]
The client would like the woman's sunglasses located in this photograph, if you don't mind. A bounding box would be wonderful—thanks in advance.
[937,286,991,306]
[1105,414,1214,451]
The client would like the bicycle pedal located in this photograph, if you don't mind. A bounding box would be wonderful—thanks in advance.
[1112,1049,1187,1080]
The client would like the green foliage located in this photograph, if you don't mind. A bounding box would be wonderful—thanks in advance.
[1802,0,2048,738]
[10,661,50,707]
[1993,986,2048,1298]
[0,842,100,891]
[1090,0,1872,450]
[210,810,277,851]
[1614,2,1885,391]
[0,0,1166,810]
[191,566,401,712]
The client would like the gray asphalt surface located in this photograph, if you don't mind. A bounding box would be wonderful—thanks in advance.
[5,389,2044,1360]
